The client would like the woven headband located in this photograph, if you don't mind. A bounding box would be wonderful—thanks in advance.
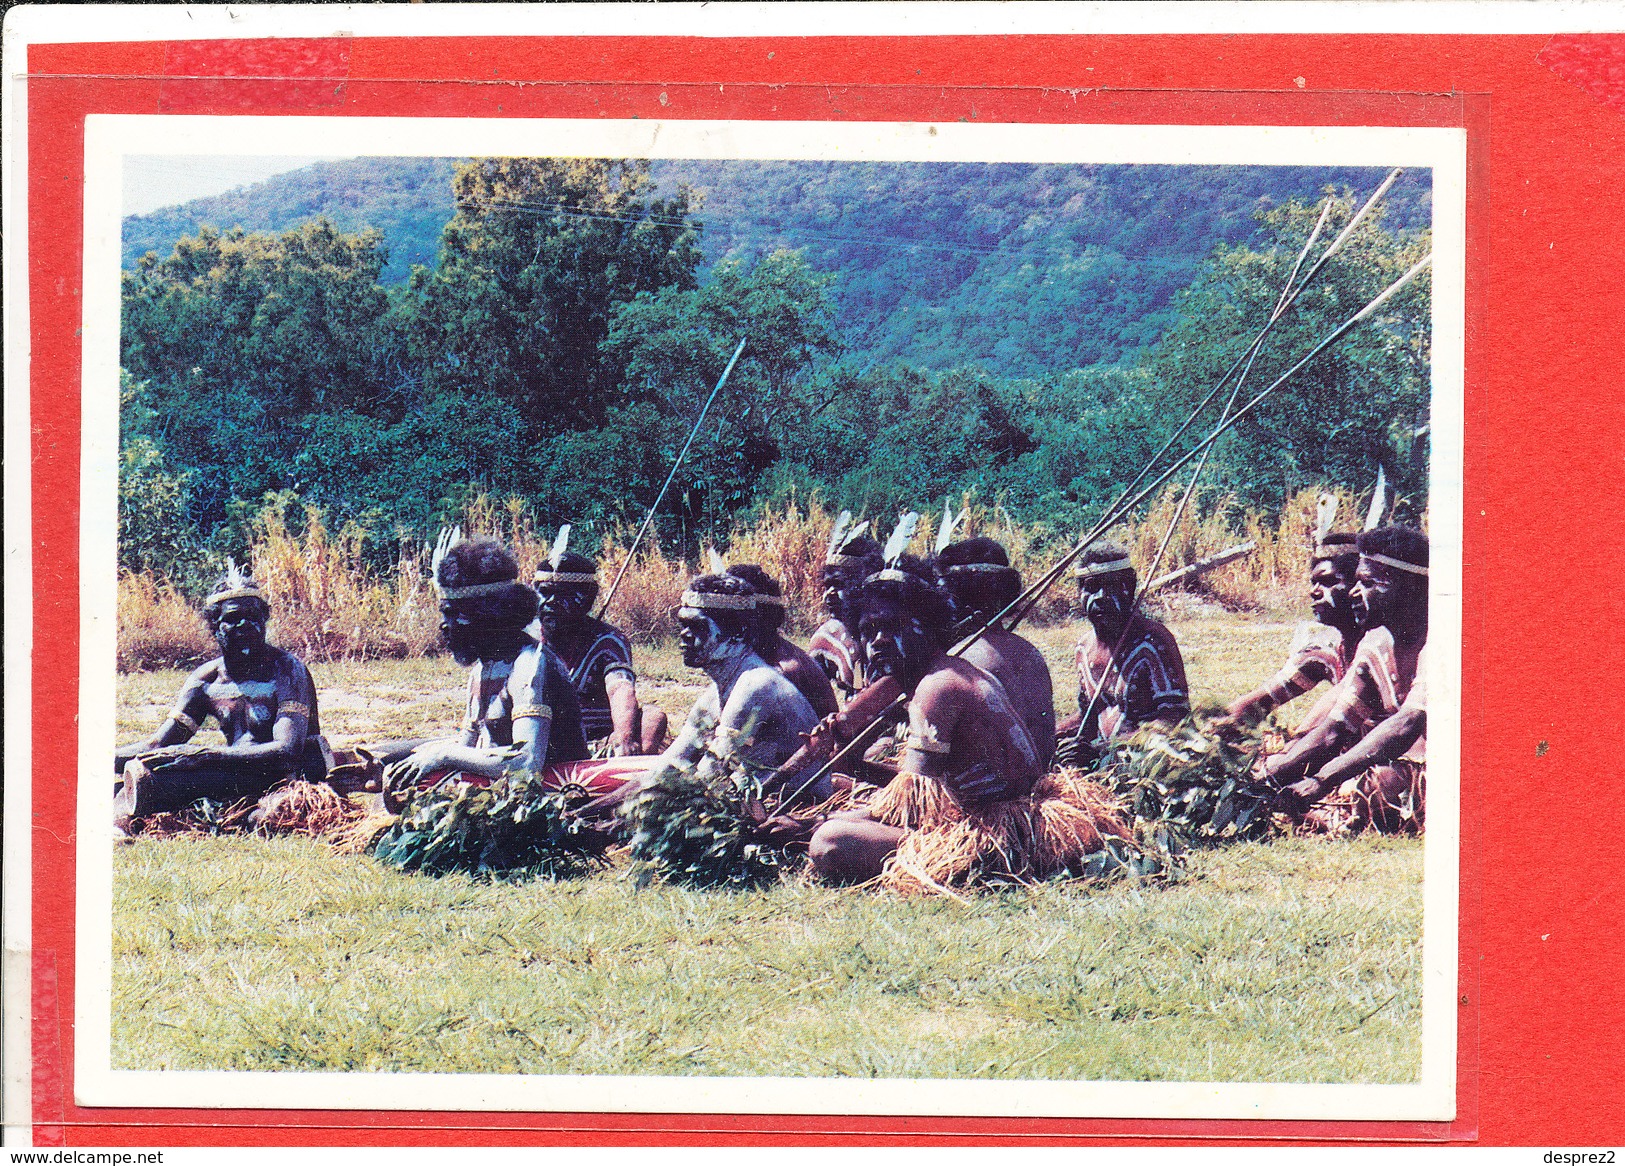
[533,570,599,585]
[941,562,1017,575]
[204,585,266,606]
[1073,557,1133,579]
[1362,552,1429,577]
[867,568,931,587]
[1313,542,1358,558]
[436,580,520,600]
[679,589,758,611]
[825,552,872,567]
[754,593,786,608]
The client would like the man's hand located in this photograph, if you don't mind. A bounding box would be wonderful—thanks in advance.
[138,743,211,772]
[382,746,452,811]
[1054,731,1097,770]
[747,806,818,847]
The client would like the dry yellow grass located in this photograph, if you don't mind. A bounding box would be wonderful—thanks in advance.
[117,485,1377,670]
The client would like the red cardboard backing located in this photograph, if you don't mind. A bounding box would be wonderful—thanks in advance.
[16,22,1625,1147]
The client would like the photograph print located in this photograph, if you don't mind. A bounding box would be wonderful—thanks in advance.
[83,114,1463,1121]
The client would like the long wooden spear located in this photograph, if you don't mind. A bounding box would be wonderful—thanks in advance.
[1064,198,1337,754]
[595,337,748,620]
[1000,169,1402,629]
[773,250,1432,810]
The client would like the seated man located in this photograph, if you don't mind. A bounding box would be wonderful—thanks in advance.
[807,564,1047,883]
[114,564,329,832]
[532,528,667,756]
[807,512,882,700]
[1266,526,1429,830]
[646,573,823,798]
[1055,543,1190,769]
[934,536,1057,771]
[382,531,591,808]
[725,563,840,720]
[1220,532,1363,731]
[1301,645,1428,834]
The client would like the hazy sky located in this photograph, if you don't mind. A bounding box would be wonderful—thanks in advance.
[123,155,349,216]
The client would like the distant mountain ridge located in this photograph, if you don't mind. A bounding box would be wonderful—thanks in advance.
[122,156,1429,374]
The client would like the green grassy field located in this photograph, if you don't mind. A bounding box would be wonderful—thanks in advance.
[111,610,1426,1082]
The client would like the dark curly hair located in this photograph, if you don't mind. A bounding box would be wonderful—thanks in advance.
[680,571,758,642]
[1356,526,1429,585]
[438,538,539,627]
[535,549,601,600]
[935,536,1022,619]
[1075,541,1137,592]
[823,535,883,583]
[725,563,785,648]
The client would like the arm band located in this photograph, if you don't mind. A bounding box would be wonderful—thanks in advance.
[514,703,554,721]
[168,708,199,732]
[278,701,311,720]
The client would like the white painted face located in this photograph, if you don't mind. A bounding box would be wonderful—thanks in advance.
[677,607,747,669]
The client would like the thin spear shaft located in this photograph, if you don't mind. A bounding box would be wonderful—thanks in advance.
[774,251,1431,811]
[595,337,748,620]
[1002,172,1398,629]
[1069,199,1335,744]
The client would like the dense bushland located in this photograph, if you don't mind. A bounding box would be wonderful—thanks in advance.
[117,157,1430,653]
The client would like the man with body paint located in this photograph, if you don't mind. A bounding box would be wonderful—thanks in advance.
[933,535,1057,772]
[806,562,1049,883]
[1217,531,1364,734]
[1054,542,1190,769]
[1266,526,1429,832]
[645,572,825,800]
[807,513,883,701]
[380,531,590,810]
[114,564,329,832]
[532,530,668,757]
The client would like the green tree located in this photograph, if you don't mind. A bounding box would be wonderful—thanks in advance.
[408,158,702,434]
[603,249,843,541]
[120,220,399,536]
[1144,193,1431,509]
[118,372,197,574]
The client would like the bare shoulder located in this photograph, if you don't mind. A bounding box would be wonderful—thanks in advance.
[270,646,315,683]
[184,658,226,690]
[738,661,799,703]
[914,660,978,708]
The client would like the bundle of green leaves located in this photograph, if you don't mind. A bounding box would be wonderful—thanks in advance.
[1097,713,1276,846]
[371,771,613,881]
[624,749,792,890]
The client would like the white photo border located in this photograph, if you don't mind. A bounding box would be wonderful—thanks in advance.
[77,114,1466,1120]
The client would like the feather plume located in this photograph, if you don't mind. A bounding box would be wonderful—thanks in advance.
[826,510,853,558]
[548,524,572,569]
[934,500,969,555]
[430,525,464,585]
[846,520,870,546]
[1314,495,1339,543]
[882,511,920,567]
[1364,465,1389,531]
[707,546,728,575]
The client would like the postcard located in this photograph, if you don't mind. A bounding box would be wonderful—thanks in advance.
[5,1,1621,1150]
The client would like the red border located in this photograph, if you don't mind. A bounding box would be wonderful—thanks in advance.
[23,30,1625,1147]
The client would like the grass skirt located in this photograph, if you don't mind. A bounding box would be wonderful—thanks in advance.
[865,769,1136,894]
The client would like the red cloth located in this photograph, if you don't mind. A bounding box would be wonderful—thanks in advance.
[416,756,658,797]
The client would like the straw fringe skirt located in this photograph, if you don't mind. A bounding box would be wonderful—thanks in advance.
[866,768,1135,894]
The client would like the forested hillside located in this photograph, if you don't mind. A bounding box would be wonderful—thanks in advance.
[118,156,1431,589]
[123,157,1429,374]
